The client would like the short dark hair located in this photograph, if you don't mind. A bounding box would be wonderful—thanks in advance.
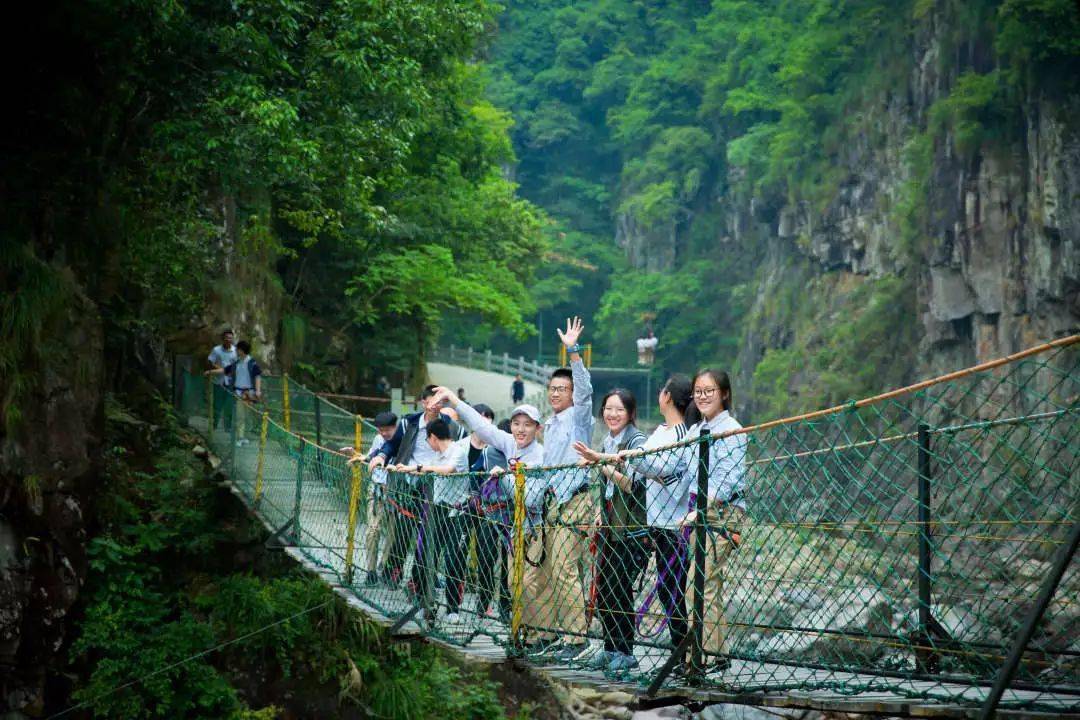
[236,340,251,355]
[426,418,451,441]
[550,368,573,386]
[419,384,439,401]
[373,411,397,428]
[497,419,511,433]
[222,328,234,336]
[600,387,637,426]
[473,403,495,421]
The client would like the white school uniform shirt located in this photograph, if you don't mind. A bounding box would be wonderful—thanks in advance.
[455,400,546,514]
[627,422,691,528]
[208,344,237,385]
[366,435,389,486]
[687,411,748,511]
[430,441,470,506]
[543,359,594,504]
[407,415,440,468]
[600,426,646,499]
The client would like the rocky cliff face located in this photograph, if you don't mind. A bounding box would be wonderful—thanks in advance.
[728,21,1080,414]
[0,285,104,714]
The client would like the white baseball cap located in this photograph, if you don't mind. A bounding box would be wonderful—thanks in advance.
[510,404,542,424]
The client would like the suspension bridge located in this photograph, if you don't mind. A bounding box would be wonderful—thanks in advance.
[173,336,1080,719]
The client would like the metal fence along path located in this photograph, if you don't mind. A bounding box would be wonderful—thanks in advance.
[175,336,1080,718]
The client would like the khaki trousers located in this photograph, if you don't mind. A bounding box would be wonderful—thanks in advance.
[534,491,593,640]
[511,528,547,633]
[363,487,386,574]
[509,491,593,642]
[685,505,746,656]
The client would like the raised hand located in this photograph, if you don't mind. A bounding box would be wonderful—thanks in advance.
[368,455,386,471]
[573,440,600,464]
[430,386,458,406]
[556,316,585,349]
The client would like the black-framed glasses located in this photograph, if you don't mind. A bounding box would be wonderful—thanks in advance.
[693,387,719,399]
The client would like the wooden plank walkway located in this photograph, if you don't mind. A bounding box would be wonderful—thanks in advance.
[194,418,1080,719]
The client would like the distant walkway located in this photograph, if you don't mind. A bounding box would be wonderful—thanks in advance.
[428,362,545,419]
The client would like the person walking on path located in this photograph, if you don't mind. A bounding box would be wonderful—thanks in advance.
[616,370,746,674]
[366,386,465,587]
[340,412,398,586]
[573,388,647,672]
[408,418,470,624]
[428,387,546,636]
[589,375,695,671]
[456,403,512,621]
[512,374,525,404]
[533,317,595,659]
[206,329,237,430]
[682,369,747,671]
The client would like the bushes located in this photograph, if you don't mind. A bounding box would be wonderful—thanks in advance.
[69,395,514,719]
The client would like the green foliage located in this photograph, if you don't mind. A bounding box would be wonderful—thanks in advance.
[0,243,73,434]
[71,392,513,718]
[750,275,918,418]
[13,0,544,378]
[927,71,1008,160]
[479,0,1071,383]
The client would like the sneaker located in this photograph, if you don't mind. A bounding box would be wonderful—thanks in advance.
[587,649,614,670]
[445,612,461,623]
[707,657,731,675]
[524,638,560,656]
[553,642,589,661]
[607,652,640,672]
[571,642,602,664]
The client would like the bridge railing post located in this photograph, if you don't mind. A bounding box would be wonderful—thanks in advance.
[690,428,710,683]
[254,411,269,504]
[282,373,291,434]
[314,396,324,486]
[915,423,939,673]
[344,415,363,584]
[207,374,214,432]
[485,349,492,371]
[510,462,527,655]
[292,437,306,542]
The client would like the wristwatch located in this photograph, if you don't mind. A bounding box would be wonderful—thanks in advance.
[566,343,583,355]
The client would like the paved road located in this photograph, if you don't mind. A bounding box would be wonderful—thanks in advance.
[428,361,545,420]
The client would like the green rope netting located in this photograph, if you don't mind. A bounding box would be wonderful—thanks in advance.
[175,341,1079,712]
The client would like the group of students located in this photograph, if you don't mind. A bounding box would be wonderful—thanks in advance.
[350,317,747,676]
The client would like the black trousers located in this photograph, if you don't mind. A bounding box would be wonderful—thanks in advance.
[651,528,689,660]
[473,512,510,617]
[212,383,233,430]
[595,532,648,655]
[417,504,467,615]
[385,485,420,582]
